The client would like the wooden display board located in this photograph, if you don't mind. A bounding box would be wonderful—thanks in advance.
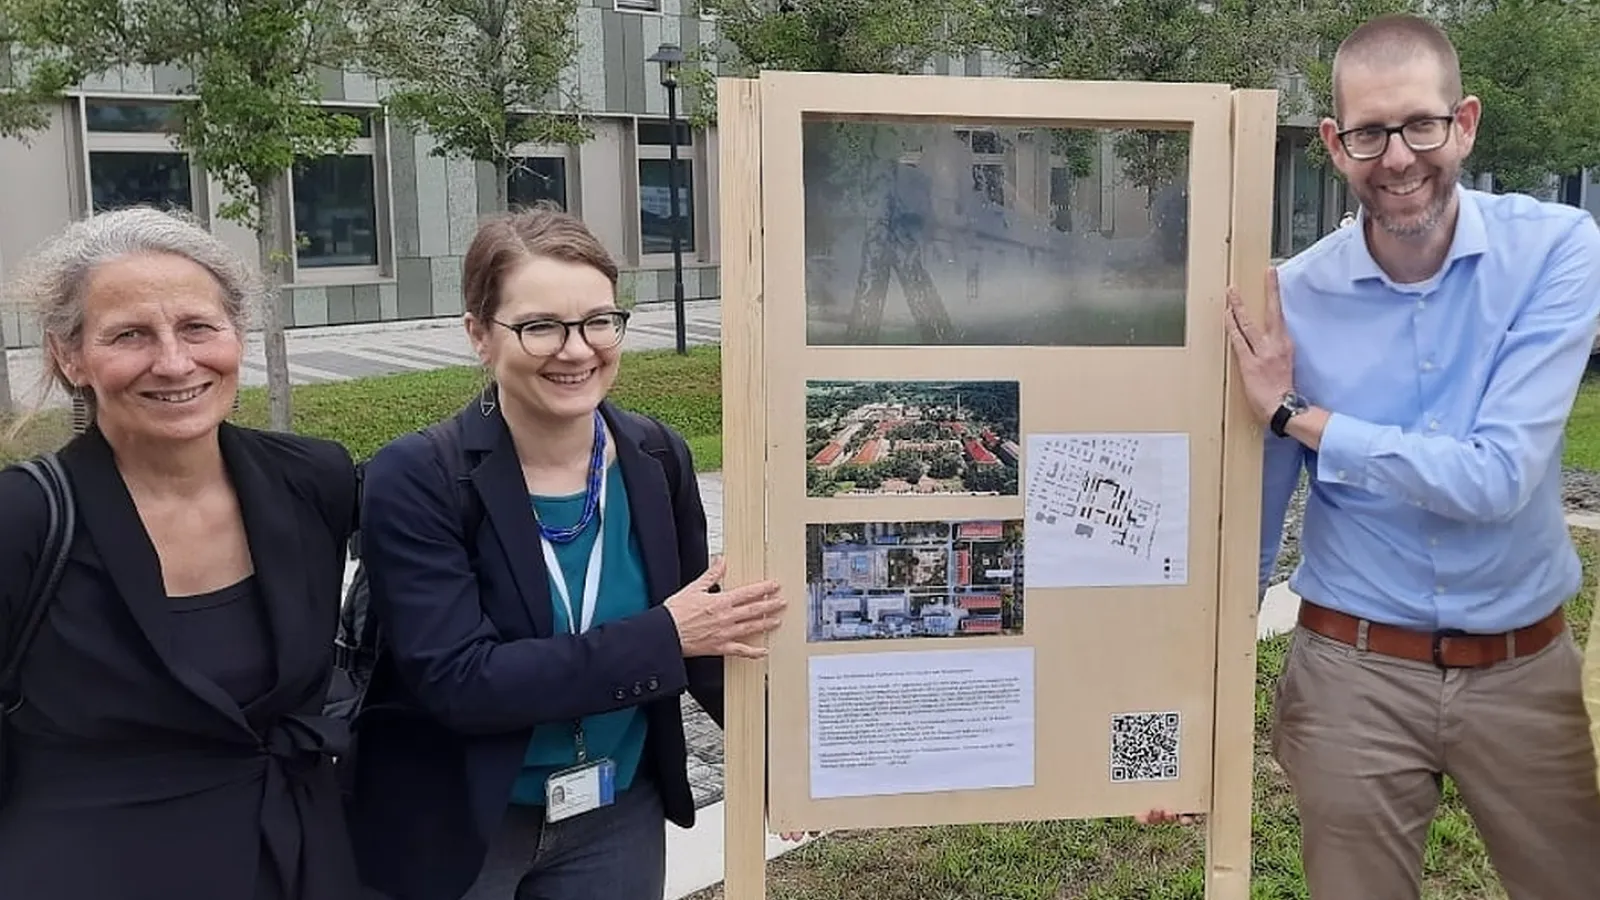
[718,71,1278,900]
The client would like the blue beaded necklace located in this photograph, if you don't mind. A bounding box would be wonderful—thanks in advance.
[536,410,607,544]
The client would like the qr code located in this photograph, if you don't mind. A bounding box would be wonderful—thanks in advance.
[1110,711,1181,783]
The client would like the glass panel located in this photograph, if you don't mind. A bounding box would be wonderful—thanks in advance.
[89,152,193,212]
[639,158,694,255]
[508,157,568,210]
[1290,142,1324,255]
[86,100,180,133]
[638,121,692,146]
[292,155,379,269]
[802,119,1190,347]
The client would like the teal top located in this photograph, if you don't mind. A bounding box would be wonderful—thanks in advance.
[509,461,651,806]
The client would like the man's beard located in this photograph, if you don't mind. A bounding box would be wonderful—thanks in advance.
[1355,161,1458,241]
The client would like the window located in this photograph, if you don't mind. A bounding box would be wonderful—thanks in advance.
[83,100,195,214]
[636,120,695,256]
[291,110,380,272]
[615,0,661,11]
[508,157,568,210]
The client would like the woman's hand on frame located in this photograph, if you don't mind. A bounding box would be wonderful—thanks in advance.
[664,557,786,659]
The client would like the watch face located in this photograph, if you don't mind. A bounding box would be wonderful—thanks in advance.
[1280,391,1308,412]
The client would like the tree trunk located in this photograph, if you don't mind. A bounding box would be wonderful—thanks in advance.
[495,159,509,211]
[255,177,293,432]
[0,245,13,418]
[0,315,13,420]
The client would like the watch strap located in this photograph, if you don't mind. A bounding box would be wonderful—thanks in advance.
[1270,404,1295,437]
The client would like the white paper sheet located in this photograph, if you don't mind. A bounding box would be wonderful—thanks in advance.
[807,647,1035,800]
[1023,432,1190,588]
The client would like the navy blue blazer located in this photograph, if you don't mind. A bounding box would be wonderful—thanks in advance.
[343,395,722,900]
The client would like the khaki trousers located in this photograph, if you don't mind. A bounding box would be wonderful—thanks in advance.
[1271,621,1600,899]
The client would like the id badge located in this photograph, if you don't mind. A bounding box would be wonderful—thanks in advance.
[545,757,616,823]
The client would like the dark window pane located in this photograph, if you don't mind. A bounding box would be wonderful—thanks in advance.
[293,155,379,268]
[89,152,193,212]
[86,100,180,133]
[508,157,568,210]
[638,158,694,255]
[638,121,691,146]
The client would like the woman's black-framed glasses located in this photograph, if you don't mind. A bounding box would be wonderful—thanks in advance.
[1336,109,1457,161]
[493,309,631,357]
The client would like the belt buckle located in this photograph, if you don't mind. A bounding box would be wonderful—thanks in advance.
[1431,628,1469,668]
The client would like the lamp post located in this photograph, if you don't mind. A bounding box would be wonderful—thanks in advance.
[648,42,688,355]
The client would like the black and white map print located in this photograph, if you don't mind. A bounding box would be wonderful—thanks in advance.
[1109,710,1182,783]
[1022,432,1189,588]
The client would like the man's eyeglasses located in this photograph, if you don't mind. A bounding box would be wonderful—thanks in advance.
[492,310,631,357]
[1336,110,1457,161]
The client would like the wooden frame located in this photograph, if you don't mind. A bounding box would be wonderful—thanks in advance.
[719,72,1277,900]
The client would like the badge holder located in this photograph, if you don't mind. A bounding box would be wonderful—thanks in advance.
[544,721,616,823]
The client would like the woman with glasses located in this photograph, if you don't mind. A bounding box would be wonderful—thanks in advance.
[343,206,787,900]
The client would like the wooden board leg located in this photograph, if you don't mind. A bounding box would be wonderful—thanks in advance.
[1207,86,1279,900]
[719,75,769,900]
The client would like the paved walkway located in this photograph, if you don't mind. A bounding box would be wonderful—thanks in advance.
[3,298,724,410]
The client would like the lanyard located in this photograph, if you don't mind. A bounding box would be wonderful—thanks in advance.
[539,469,607,635]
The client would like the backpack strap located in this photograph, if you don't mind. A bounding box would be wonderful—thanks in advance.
[1,452,75,710]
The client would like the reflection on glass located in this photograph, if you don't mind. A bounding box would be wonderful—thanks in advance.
[508,156,568,210]
[638,158,694,255]
[86,101,180,134]
[90,152,193,212]
[803,120,1190,347]
[293,155,379,268]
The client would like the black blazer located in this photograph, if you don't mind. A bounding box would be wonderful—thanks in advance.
[0,423,361,900]
[343,397,722,900]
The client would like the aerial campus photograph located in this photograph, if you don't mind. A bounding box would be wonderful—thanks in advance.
[804,519,1025,643]
[805,379,1020,497]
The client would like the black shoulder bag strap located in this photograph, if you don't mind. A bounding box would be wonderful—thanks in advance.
[0,452,75,807]
[1,452,76,712]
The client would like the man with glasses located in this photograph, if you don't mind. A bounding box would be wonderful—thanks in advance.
[1145,13,1600,899]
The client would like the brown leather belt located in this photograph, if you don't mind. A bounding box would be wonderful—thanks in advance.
[1297,601,1567,668]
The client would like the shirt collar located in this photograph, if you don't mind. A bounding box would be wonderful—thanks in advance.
[1345,184,1490,287]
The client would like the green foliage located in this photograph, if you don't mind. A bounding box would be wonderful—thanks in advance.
[1296,2,1600,190]
[348,0,590,190]
[683,0,997,126]
[2,0,360,228]
[1440,0,1600,192]
[1009,0,1307,193]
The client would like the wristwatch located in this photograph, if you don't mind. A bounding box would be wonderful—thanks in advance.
[1269,390,1309,438]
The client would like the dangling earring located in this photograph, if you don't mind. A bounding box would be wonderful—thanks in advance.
[479,368,497,417]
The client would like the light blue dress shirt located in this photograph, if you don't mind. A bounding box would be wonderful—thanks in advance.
[1260,187,1600,633]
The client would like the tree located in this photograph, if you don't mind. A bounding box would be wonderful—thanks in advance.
[0,0,363,432]
[1296,2,1600,193]
[1008,0,1308,198]
[1440,0,1600,192]
[348,0,590,212]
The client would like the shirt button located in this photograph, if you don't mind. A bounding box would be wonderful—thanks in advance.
[1430,537,1439,546]
[1336,469,1348,480]
[1421,361,1434,371]
[1435,585,1445,594]
[1417,299,1426,309]
[1428,420,1440,431]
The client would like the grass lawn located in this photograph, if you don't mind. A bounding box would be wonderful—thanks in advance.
[0,344,724,469]
[683,527,1599,900]
[1566,369,1600,471]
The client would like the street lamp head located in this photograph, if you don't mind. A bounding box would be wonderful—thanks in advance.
[648,42,686,88]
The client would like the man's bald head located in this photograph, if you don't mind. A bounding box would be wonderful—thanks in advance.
[1331,14,1462,123]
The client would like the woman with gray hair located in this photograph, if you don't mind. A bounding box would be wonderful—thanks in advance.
[0,207,362,899]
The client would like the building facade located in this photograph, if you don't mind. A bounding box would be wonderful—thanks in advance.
[6,3,1594,350]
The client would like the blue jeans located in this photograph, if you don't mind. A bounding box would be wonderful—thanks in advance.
[461,773,667,900]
